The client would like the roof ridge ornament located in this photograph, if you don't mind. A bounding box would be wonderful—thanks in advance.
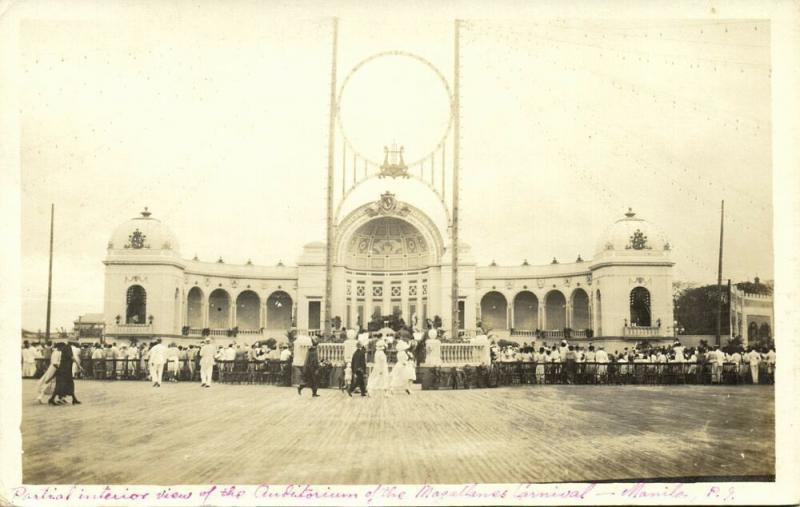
[624,207,635,218]
[141,206,152,218]
[379,143,409,178]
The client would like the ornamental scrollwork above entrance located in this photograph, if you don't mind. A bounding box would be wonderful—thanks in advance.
[364,191,411,218]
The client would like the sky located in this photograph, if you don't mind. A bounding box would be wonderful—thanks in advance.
[16,4,773,331]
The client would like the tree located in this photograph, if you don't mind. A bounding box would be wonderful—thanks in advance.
[674,284,730,335]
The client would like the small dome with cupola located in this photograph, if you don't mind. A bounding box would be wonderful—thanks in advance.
[107,207,180,257]
[595,208,670,259]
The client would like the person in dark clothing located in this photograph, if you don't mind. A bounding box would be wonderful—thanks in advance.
[297,341,321,397]
[49,342,83,405]
[348,343,368,397]
[564,345,577,385]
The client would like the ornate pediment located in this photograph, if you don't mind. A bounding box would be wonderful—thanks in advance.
[364,191,411,218]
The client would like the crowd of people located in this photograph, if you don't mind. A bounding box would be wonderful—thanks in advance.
[22,335,777,403]
[489,340,777,385]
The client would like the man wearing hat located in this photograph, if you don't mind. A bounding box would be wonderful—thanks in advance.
[298,339,321,397]
[199,338,216,388]
[348,341,368,397]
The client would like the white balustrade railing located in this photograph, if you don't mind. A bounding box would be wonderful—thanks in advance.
[542,330,564,339]
[440,343,487,365]
[511,329,537,337]
[108,324,152,335]
[622,326,661,338]
[292,341,490,367]
[317,343,345,364]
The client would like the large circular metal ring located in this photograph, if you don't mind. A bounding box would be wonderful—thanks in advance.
[336,50,454,168]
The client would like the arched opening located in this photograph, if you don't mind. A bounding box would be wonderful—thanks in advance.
[344,216,432,270]
[208,289,231,329]
[236,290,261,330]
[630,287,651,327]
[758,322,771,340]
[545,290,566,330]
[748,321,758,341]
[267,291,293,330]
[187,287,204,328]
[125,285,147,324]
[571,288,590,330]
[513,291,538,330]
[595,290,603,336]
[480,291,508,331]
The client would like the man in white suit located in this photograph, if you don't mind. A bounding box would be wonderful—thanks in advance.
[199,338,216,388]
[148,338,167,387]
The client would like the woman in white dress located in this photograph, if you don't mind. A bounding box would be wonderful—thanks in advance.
[390,340,415,394]
[367,339,390,397]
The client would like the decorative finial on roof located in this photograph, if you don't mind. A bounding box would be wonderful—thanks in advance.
[217,257,224,264]
[551,257,558,264]
[277,260,284,267]
[246,259,253,265]
[193,253,199,261]
[624,207,635,218]
[489,259,497,267]
[522,259,529,266]
[141,206,152,218]
[576,254,583,262]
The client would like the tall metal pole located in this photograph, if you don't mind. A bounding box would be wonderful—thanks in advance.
[715,200,724,346]
[450,19,461,340]
[45,203,54,341]
[324,18,338,336]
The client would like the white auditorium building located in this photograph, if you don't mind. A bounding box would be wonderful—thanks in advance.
[103,194,676,347]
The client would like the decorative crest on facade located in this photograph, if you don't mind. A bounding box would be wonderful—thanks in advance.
[626,229,651,250]
[379,143,409,178]
[364,191,411,218]
[126,229,149,249]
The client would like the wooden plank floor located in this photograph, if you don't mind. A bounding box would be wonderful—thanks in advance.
[21,380,774,484]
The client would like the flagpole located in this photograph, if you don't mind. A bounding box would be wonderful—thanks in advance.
[324,17,338,336]
[715,200,724,346]
[45,203,54,341]
[450,19,461,340]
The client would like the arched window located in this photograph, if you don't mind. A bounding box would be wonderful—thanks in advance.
[544,290,566,330]
[629,287,651,327]
[236,290,261,330]
[126,285,147,324]
[266,291,293,330]
[571,289,590,330]
[480,291,508,331]
[758,322,771,340]
[513,291,538,330]
[208,289,231,329]
[748,321,758,341]
[187,287,204,328]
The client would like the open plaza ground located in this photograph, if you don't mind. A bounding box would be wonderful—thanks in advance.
[21,380,774,485]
